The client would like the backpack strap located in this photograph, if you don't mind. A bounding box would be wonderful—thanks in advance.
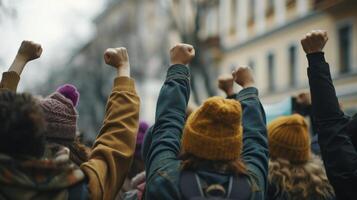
[180,171,204,199]
[228,175,252,200]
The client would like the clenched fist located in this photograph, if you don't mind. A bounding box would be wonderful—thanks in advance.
[170,43,195,65]
[301,30,328,54]
[296,92,311,106]
[104,47,130,69]
[218,74,234,96]
[17,40,42,61]
[232,67,255,89]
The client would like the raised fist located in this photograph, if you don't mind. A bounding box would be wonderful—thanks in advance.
[218,74,234,96]
[170,43,195,65]
[296,92,311,106]
[17,40,42,61]
[232,67,255,89]
[301,30,328,54]
[104,47,130,69]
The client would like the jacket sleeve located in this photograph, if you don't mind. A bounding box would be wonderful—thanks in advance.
[236,87,268,195]
[307,52,357,200]
[0,71,20,92]
[80,76,140,200]
[145,64,190,180]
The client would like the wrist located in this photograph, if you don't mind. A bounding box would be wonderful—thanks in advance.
[241,82,255,89]
[117,66,130,77]
[307,52,325,66]
[170,59,187,66]
[306,49,323,54]
[15,54,29,63]
[226,88,235,96]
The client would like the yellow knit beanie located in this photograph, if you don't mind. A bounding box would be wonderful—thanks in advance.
[268,114,310,163]
[181,96,243,161]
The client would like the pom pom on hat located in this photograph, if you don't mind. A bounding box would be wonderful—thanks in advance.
[56,84,80,107]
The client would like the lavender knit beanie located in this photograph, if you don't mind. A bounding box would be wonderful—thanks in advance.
[40,84,80,141]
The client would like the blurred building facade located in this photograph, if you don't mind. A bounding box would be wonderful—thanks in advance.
[44,0,180,140]
[43,0,357,140]
[197,0,357,113]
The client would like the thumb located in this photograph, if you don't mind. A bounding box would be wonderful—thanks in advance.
[104,49,116,63]
[187,46,193,52]
[36,46,43,57]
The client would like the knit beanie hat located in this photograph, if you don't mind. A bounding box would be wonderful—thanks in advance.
[135,121,149,158]
[181,96,243,161]
[268,114,310,163]
[40,84,80,141]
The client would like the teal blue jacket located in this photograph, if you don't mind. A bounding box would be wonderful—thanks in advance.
[144,64,268,200]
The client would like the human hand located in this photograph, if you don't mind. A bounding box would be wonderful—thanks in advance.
[301,30,328,54]
[104,47,130,77]
[17,40,42,62]
[218,74,235,96]
[232,67,255,89]
[104,47,130,69]
[170,43,195,65]
[296,92,311,106]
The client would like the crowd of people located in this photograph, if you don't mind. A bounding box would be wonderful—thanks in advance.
[0,30,356,200]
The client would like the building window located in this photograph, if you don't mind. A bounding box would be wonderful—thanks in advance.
[288,45,298,87]
[338,23,353,74]
[266,0,274,16]
[286,0,297,8]
[267,52,276,91]
[248,0,255,25]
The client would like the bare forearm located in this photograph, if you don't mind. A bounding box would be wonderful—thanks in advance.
[117,66,130,78]
[8,55,28,76]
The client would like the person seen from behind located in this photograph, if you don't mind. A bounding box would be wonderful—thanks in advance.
[144,43,268,200]
[302,30,357,200]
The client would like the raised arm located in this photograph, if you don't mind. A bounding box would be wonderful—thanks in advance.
[302,30,357,199]
[218,74,235,97]
[232,67,268,194]
[80,47,140,200]
[145,44,194,198]
[0,40,42,91]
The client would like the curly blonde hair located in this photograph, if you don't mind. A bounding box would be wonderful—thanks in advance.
[268,155,334,200]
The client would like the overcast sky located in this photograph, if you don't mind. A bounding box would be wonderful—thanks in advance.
[0,0,107,90]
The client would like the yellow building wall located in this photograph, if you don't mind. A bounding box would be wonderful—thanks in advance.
[220,4,357,110]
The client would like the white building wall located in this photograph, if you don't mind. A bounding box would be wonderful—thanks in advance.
[237,0,248,42]
[275,0,286,25]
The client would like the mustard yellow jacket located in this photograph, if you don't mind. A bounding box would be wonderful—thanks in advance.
[0,71,140,200]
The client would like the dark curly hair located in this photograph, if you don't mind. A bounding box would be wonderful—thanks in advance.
[0,91,46,158]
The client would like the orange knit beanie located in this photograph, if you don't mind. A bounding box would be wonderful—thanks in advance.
[268,114,310,163]
[181,96,243,161]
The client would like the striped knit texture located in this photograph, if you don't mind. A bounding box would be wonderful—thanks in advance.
[268,114,310,163]
[182,96,243,161]
[40,92,78,141]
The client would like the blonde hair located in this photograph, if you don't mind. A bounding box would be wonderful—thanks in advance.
[269,155,334,200]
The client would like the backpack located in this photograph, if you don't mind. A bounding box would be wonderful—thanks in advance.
[180,171,252,200]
